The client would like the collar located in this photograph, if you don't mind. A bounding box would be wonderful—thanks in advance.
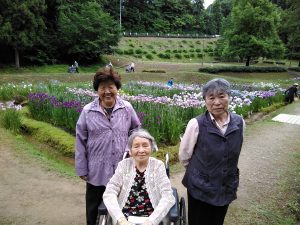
[209,111,230,128]
[88,96,125,113]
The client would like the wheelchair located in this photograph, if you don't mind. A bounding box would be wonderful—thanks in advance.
[96,154,187,225]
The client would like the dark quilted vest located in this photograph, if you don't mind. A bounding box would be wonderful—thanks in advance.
[182,111,244,206]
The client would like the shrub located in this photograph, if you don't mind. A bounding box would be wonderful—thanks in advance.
[260,102,285,114]
[135,49,143,54]
[195,48,201,53]
[197,53,203,58]
[146,54,154,60]
[0,109,22,133]
[190,54,195,58]
[123,49,134,55]
[198,66,287,73]
[21,116,75,157]
[288,67,300,72]
[129,43,134,48]
[174,54,182,59]
[151,50,157,54]
[189,49,195,52]
[115,49,123,55]
[184,54,190,58]
[275,61,285,65]
[158,53,171,59]
[165,49,171,53]
[173,50,178,53]
[263,60,275,64]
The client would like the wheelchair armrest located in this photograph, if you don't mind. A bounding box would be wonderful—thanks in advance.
[98,201,108,215]
[168,187,180,222]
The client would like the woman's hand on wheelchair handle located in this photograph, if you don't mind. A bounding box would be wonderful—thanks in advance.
[142,220,153,225]
[117,217,133,225]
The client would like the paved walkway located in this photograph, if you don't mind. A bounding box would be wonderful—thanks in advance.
[272,113,300,125]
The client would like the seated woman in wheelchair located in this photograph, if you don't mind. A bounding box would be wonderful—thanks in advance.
[103,129,175,225]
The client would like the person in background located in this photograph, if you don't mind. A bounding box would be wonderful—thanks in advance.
[167,78,174,88]
[75,67,141,225]
[74,60,79,73]
[103,129,175,225]
[284,83,298,104]
[130,62,135,72]
[107,61,113,68]
[179,78,245,225]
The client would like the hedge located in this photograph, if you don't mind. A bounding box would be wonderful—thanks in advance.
[21,117,75,157]
[198,66,287,74]
[288,67,300,72]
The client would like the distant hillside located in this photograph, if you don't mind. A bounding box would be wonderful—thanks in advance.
[112,37,218,63]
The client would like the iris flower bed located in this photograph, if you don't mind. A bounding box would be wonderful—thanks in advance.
[21,81,284,145]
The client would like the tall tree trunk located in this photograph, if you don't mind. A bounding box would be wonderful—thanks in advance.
[14,46,20,68]
[298,60,300,67]
[245,56,250,66]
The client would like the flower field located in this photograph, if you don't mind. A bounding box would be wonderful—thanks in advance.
[0,80,285,145]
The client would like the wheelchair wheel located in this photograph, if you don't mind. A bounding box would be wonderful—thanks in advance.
[179,197,187,225]
[97,214,112,225]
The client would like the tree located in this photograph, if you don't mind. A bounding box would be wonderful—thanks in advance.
[57,1,120,63]
[222,0,285,66]
[0,0,46,68]
[282,0,300,66]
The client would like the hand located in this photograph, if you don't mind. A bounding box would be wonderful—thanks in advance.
[117,217,133,225]
[142,221,152,225]
[79,175,87,181]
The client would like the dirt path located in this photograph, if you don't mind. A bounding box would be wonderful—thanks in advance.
[1,102,300,225]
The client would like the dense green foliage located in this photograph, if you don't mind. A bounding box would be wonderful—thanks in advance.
[219,0,285,66]
[0,0,47,68]
[282,0,300,66]
[0,0,120,66]
[57,2,120,62]
[0,0,299,67]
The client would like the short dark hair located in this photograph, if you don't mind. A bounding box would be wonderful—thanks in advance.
[93,67,122,91]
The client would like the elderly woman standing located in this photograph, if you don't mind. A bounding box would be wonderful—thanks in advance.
[179,78,245,225]
[75,67,141,225]
[103,129,175,225]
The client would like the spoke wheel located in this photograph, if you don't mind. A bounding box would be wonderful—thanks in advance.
[179,197,186,225]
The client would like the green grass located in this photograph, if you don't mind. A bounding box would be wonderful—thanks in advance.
[0,63,105,74]
[0,126,76,179]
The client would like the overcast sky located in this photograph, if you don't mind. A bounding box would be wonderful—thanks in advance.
[203,0,215,9]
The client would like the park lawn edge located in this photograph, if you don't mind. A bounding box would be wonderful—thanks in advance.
[20,116,75,157]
